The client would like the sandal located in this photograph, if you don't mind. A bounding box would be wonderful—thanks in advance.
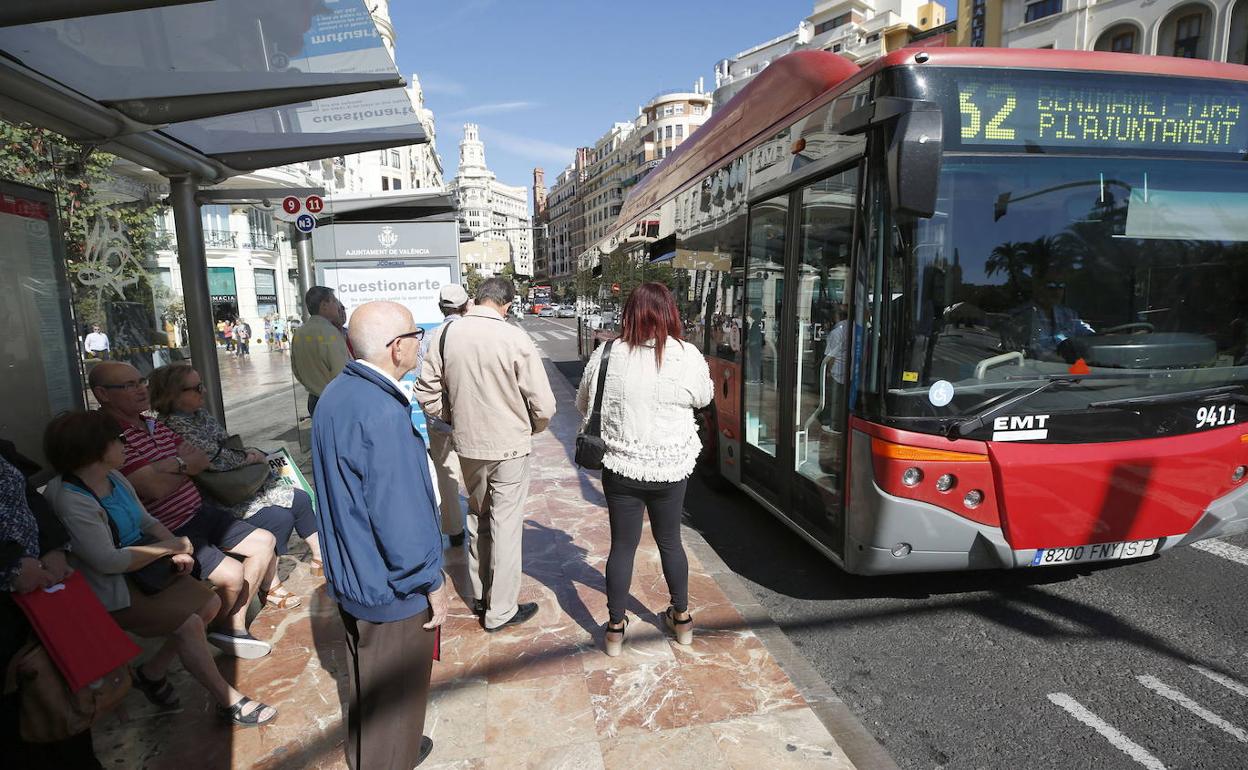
[604,617,628,657]
[264,585,302,610]
[664,607,693,646]
[217,696,278,727]
[309,559,323,578]
[132,666,180,709]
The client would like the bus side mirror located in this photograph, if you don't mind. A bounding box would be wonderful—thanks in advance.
[887,108,943,219]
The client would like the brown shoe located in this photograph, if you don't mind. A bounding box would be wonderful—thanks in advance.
[664,607,693,645]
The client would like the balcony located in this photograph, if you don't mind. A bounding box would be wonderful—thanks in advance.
[203,229,237,249]
[242,231,277,251]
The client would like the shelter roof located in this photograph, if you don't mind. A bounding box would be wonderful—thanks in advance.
[0,0,428,183]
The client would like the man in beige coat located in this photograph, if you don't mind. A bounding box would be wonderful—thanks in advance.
[416,277,556,631]
[291,286,350,417]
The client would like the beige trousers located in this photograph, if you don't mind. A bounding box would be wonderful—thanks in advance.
[459,453,532,629]
[427,429,467,536]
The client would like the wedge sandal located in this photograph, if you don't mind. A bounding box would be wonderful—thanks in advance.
[664,607,693,645]
[604,617,628,657]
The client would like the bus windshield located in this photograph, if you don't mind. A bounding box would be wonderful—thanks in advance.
[883,153,1248,433]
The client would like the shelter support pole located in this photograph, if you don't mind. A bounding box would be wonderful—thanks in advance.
[169,175,226,425]
[293,227,313,319]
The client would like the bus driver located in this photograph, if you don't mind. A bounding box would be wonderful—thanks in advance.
[1010,270,1094,362]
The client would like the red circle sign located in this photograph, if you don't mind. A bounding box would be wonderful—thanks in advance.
[305,195,324,214]
[282,196,301,214]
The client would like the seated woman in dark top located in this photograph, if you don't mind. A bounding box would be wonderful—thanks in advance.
[42,412,276,727]
[149,363,322,602]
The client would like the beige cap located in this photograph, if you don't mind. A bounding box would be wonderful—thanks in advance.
[439,283,469,308]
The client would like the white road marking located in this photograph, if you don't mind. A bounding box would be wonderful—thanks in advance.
[1190,665,1248,699]
[1189,538,1248,567]
[1137,675,1248,742]
[1047,693,1167,770]
[528,331,548,342]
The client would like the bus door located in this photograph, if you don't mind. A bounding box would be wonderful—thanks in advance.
[789,170,858,555]
[742,194,788,501]
[743,170,858,557]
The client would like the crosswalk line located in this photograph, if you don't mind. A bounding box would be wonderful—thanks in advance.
[529,331,547,342]
[1190,665,1248,699]
[1137,675,1248,742]
[1189,539,1248,567]
[1047,693,1167,769]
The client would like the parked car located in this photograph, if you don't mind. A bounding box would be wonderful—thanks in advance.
[538,307,555,318]
[557,306,576,318]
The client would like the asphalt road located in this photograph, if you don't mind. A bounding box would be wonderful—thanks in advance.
[529,318,1248,770]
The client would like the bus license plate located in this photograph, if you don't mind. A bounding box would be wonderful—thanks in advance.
[1031,539,1160,567]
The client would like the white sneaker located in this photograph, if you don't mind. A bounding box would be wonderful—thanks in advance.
[208,632,272,659]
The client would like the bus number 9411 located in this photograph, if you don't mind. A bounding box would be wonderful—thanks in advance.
[1196,404,1236,429]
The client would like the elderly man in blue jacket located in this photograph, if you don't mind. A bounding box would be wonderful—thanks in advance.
[311,300,448,770]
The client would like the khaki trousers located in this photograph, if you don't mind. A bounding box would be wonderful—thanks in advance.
[427,429,467,536]
[339,606,436,770]
[459,453,532,628]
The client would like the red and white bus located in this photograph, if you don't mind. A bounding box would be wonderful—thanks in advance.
[580,48,1248,574]
[530,284,553,314]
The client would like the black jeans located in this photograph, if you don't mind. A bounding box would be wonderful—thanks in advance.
[602,469,689,625]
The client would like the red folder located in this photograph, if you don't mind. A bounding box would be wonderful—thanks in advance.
[12,572,141,692]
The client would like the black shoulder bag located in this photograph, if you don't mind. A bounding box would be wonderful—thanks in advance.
[575,340,615,470]
[438,320,453,426]
[64,474,178,596]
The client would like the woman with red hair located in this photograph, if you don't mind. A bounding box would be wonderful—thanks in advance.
[576,282,713,656]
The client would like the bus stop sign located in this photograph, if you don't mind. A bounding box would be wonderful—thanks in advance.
[295,213,316,233]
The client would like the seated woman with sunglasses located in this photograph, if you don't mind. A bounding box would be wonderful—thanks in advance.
[147,364,322,598]
[42,411,277,727]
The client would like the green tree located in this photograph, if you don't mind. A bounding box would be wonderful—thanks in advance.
[464,267,485,298]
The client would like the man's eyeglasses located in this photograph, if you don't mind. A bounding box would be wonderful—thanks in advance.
[1044,281,1066,290]
[386,329,425,347]
[99,378,148,391]
[182,383,205,393]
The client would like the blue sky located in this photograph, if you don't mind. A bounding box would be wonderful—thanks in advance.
[391,0,817,197]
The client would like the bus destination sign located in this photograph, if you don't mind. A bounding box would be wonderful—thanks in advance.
[955,75,1248,154]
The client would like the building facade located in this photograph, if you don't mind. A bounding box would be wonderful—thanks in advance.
[980,0,1248,61]
[713,0,951,107]
[532,167,550,280]
[546,161,582,294]
[447,124,534,277]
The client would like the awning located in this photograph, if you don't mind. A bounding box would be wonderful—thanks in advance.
[0,0,428,183]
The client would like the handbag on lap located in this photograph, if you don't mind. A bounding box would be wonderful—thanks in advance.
[575,340,615,470]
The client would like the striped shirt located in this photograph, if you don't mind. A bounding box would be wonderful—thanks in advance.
[120,418,201,532]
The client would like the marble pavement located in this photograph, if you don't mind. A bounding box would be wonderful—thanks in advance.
[92,348,859,769]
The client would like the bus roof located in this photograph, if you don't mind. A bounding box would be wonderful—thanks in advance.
[617,47,1248,229]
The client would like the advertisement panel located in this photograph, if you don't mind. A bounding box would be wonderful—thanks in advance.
[311,220,459,261]
[317,263,453,326]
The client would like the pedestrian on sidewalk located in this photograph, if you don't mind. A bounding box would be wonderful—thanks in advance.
[312,301,448,770]
[416,277,556,632]
[417,284,471,548]
[576,282,713,656]
[291,286,350,417]
[233,318,251,357]
[83,324,110,360]
[223,320,234,352]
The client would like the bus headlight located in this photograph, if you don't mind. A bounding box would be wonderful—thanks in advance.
[936,473,956,493]
[964,490,984,509]
[891,543,912,558]
[902,467,923,487]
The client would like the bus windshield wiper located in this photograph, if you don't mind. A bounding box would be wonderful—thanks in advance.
[945,377,1080,441]
[1088,384,1248,410]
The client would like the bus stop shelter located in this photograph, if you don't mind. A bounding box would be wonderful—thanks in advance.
[0,0,430,430]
